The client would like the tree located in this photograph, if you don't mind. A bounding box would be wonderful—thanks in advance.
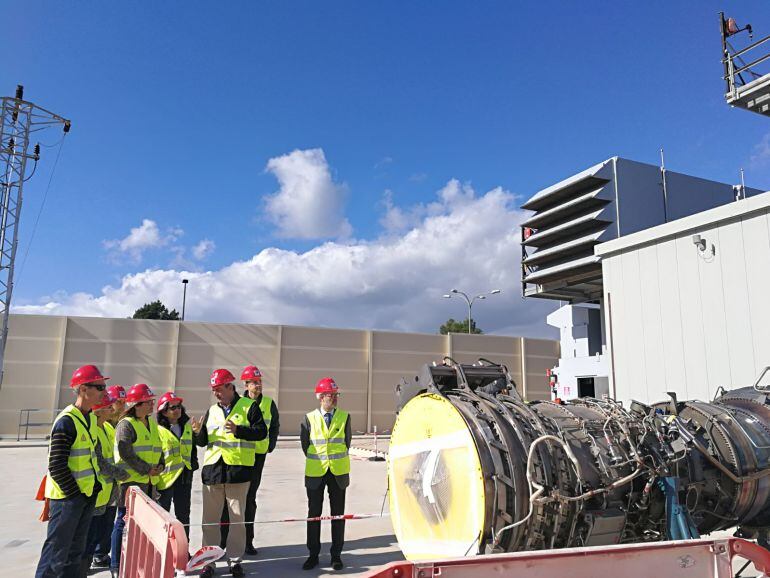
[132,300,180,320]
[439,317,483,335]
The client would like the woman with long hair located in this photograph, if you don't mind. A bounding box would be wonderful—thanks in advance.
[156,392,198,537]
[109,384,164,577]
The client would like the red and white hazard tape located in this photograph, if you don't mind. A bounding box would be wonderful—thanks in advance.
[185,512,389,527]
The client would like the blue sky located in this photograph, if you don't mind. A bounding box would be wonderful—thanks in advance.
[3,2,770,337]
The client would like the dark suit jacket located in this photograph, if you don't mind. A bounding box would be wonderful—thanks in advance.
[300,408,352,489]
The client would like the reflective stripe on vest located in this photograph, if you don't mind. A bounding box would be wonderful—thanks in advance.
[94,423,114,508]
[115,416,162,485]
[203,397,256,467]
[156,423,193,490]
[255,395,273,455]
[305,409,350,477]
[45,405,102,499]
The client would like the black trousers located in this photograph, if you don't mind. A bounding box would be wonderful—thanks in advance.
[220,453,266,547]
[306,471,346,558]
[158,478,193,539]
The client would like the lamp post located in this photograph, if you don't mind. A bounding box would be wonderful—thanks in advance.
[181,279,189,321]
[442,288,501,334]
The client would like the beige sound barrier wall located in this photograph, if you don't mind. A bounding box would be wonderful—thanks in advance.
[0,314,558,437]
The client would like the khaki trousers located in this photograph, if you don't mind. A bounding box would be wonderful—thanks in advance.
[202,482,249,562]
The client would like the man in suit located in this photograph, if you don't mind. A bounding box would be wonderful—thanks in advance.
[299,377,351,571]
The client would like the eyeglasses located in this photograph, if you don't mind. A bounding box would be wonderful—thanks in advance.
[166,404,182,411]
[86,383,106,392]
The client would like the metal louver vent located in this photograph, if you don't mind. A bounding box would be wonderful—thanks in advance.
[519,157,757,303]
[521,160,614,302]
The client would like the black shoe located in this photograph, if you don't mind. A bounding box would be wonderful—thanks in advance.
[245,544,258,556]
[331,557,344,571]
[302,556,319,570]
[91,555,110,569]
[200,565,215,578]
[229,562,244,577]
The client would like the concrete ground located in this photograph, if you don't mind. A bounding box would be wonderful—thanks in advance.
[4,439,762,577]
[2,439,401,577]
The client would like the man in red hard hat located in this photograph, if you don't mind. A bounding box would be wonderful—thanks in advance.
[36,364,109,578]
[220,365,281,555]
[300,377,351,571]
[192,368,267,578]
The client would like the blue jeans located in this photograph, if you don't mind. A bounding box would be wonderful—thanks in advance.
[110,506,127,571]
[35,492,96,578]
[94,505,116,559]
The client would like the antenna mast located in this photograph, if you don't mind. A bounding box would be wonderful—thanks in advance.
[0,85,70,385]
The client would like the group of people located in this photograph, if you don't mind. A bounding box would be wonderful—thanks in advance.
[35,363,352,578]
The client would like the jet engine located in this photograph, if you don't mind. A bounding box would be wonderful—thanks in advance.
[387,359,770,561]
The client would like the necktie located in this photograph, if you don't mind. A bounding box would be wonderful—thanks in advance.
[324,412,332,428]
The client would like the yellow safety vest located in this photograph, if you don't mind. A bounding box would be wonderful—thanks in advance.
[94,421,115,508]
[305,409,350,477]
[115,416,162,485]
[103,421,115,440]
[203,397,256,467]
[156,423,193,490]
[255,395,274,455]
[45,405,102,499]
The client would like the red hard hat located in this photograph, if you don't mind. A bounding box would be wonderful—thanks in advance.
[158,391,183,412]
[93,389,120,410]
[126,383,156,404]
[107,385,126,400]
[210,368,235,389]
[240,365,262,381]
[70,364,109,388]
[315,377,339,395]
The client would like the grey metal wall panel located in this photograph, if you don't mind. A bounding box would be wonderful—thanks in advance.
[638,244,666,399]
[602,195,770,405]
[743,212,770,376]
[719,220,756,386]
[656,241,688,397]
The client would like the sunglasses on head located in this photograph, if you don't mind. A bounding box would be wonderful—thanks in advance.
[86,383,106,392]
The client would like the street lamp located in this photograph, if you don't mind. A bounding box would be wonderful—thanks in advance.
[181,279,189,321]
[442,288,502,334]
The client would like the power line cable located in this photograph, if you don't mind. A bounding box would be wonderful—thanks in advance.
[15,133,67,288]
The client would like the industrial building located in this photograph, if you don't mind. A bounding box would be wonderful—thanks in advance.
[598,188,770,404]
[520,156,762,400]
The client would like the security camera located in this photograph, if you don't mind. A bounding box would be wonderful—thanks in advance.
[692,234,706,251]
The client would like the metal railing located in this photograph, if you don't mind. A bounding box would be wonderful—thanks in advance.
[721,12,770,99]
[16,408,52,441]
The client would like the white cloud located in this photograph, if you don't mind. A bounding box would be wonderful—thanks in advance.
[16,181,556,338]
[192,239,215,261]
[103,219,183,264]
[751,132,770,167]
[264,148,352,239]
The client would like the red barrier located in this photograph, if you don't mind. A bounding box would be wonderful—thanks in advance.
[121,486,189,578]
[363,538,770,578]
